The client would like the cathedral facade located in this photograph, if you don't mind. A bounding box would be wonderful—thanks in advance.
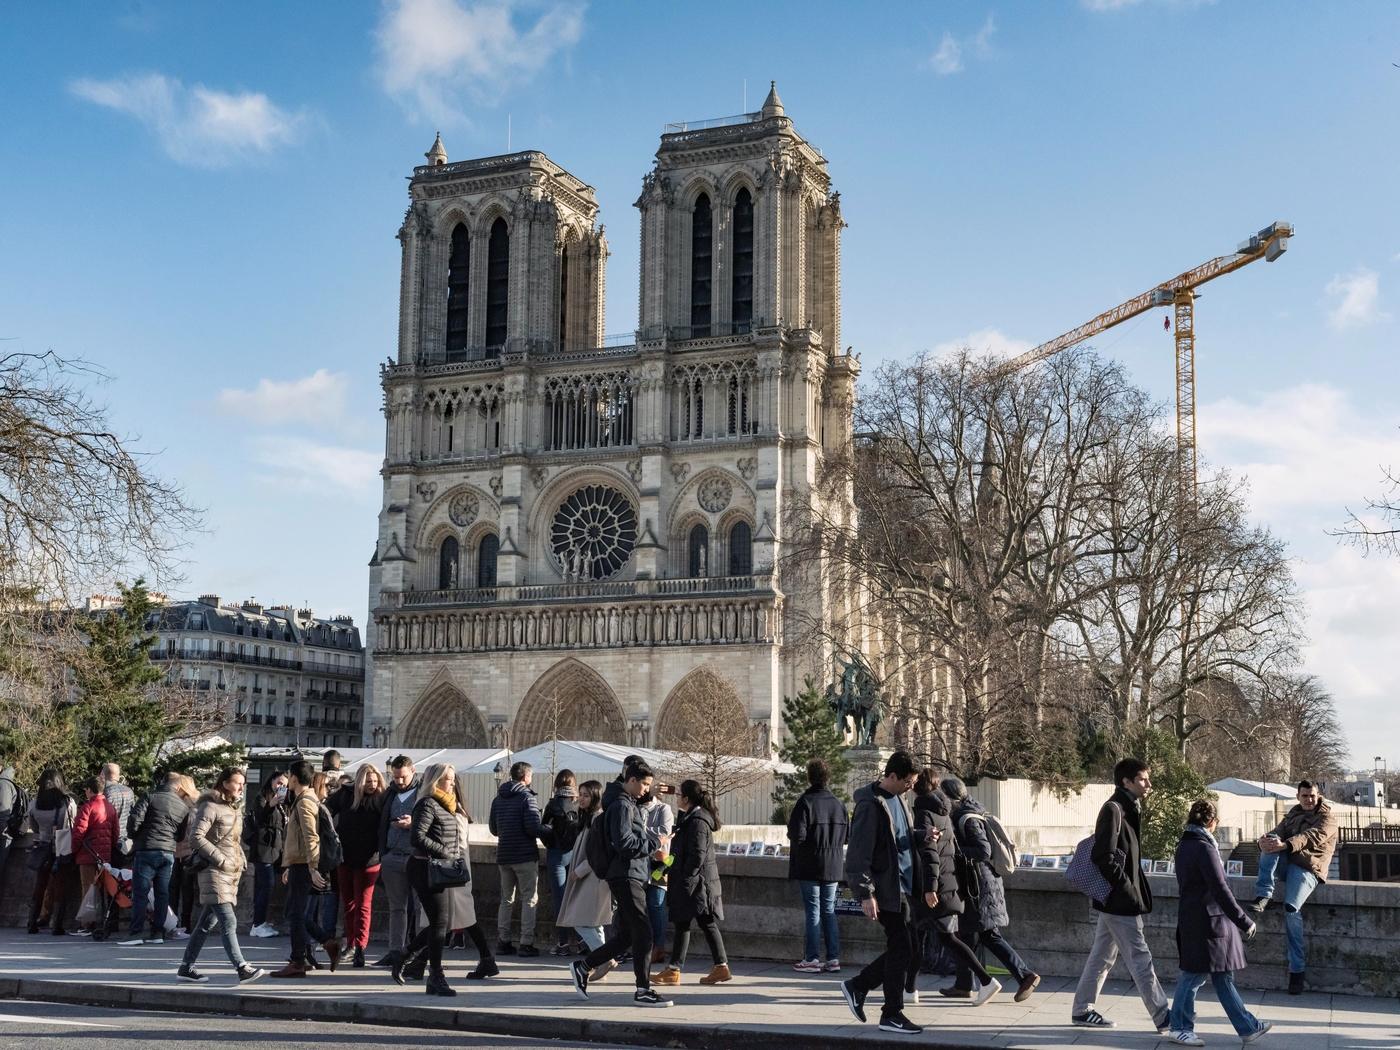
[365,86,858,754]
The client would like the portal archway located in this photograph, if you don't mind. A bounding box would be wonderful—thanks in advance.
[398,683,488,748]
[655,667,753,755]
[513,658,628,748]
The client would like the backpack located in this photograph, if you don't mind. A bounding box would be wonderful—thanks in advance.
[2,778,31,841]
[585,809,614,877]
[549,800,582,854]
[957,810,1017,878]
[315,801,343,874]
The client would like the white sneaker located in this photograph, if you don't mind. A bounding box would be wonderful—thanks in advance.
[906,988,921,1005]
[170,929,191,940]
[971,977,1001,1006]
[118,937,146,947]
[1171,1032,1205,1047]
[250,923,280,938]
[1242,1020,1273,1045]
[792,958,823,973]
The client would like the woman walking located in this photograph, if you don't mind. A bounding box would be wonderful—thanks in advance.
[543,769,581,955]
[557,780,615,981]
[337,764,386,967]
[392,762,463,996]
[440,790,499,980]
[26,769,77,935]
[247,771,287,937]
[911,771,1003,1007]
[1168,800,1272,1047]
[651,780,730,986]
[177,767,267,985]
[72,776,118,936]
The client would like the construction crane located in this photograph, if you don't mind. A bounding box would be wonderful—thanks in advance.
[990,221,1294,505]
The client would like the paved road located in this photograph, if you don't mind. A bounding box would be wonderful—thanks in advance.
[0,999,640,1050]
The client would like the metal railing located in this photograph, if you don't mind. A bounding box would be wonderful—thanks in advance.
[663,112,762,134]
[1339,826,1400,844]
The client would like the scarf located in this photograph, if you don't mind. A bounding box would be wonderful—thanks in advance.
[432,788,457,814]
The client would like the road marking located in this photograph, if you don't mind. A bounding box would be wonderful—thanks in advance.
[0,1011,119,1027]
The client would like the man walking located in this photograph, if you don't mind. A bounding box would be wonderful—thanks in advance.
[375,755,421,967]
[489,761,553,957]
[271,761,330,978]
[122,772,192,945]
[1247,779,1337,995]
[570,759,673,1007]
[1071,757,1170,1033]
[839,750,925,1036]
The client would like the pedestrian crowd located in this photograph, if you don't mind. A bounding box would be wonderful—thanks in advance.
[0,748,1336,1041]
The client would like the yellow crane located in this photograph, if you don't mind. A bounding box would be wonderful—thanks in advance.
[991,221,1294,505]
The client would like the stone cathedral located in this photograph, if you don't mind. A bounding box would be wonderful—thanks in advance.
[365,86,859,755]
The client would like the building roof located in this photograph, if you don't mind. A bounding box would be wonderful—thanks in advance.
[1209,777,1297,800]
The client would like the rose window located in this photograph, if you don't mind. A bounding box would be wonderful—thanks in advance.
[550,484,638,580]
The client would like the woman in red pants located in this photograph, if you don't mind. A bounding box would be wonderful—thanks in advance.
[337,764,386,967]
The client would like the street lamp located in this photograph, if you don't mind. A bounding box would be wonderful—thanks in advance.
[1353,790,1363,836]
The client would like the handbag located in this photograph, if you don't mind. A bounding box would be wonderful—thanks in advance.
[52,801,75,861]
[26,843,53,872]
[428,851,469,889]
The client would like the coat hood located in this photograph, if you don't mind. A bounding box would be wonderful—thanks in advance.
[601,779,629,810]
[917,788,952,817]
[497,779,534,800]
[198,789,236,808]
[683,805,717,831]
[1,766,14,779]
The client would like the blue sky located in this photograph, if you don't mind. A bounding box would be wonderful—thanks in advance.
[3,1,1397,766]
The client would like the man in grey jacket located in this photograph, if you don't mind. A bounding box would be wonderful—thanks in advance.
[375,756,422,966]
[100,763,136,862]
[839,750,925,1036]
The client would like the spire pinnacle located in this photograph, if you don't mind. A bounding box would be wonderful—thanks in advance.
[425,131,448,166]
[760,80,784,118]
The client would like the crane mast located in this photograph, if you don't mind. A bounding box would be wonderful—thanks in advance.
[991,221,1294,506]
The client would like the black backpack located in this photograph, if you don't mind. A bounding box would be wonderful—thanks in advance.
[549,799,582,853]
[585,809,614,877]
[316,801,343,874]
[2,778,31,840]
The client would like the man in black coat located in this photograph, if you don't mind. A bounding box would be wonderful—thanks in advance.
[838,750,924,1036]
[786,758,848,972]
[1070,757,1170,1033]
[570,759,672,1008]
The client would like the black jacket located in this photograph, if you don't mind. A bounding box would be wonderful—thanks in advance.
[1091,786,1152,917]
[489,780,551,865]
[845,781,925,913]
[245,796,287,865]
[913,788,963,918]
[951,795,1010,930]
[599,780,657,883]
[786,786,849,883]
[337,791,387,868]
[668,806,723,924]
[130,787,192,854]
[410,793,460,862]
[542,792,580,853]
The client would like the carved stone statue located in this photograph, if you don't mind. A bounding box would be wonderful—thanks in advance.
[697,544,708,577]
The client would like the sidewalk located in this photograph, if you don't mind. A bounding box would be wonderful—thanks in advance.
[0,931,1396,1049]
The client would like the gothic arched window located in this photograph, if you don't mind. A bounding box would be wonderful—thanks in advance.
[731,188,754,331]
[438,536,459,590]
[728,521,752,576]
[690,194,712,337]
[558,241,570,351]
[477,533,499,588]
[445,223,471,358]
[486,218,509,350]
[688,523,709,578]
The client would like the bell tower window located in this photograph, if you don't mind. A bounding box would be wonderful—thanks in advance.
[446,223,470,359]
[690,194,712,337]
[486,218,509,350]
[558,242,570,351]
[731,188,753,332]
[477,533,499,588]
[728,521,752,576]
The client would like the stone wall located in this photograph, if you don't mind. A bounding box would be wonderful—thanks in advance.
[5,848,1394,997]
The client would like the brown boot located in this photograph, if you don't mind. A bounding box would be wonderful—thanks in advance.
[270,962,308,979]
[699,964,732,985]
[323,939,342,972]
[651,966,682,985]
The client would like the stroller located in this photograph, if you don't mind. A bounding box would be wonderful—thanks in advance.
[90,862,133,942]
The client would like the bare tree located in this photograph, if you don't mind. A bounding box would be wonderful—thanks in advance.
[660,697,770,803]
[1335,464,1400,555]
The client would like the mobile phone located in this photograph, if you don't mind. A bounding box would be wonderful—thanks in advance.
[657,783,677,795]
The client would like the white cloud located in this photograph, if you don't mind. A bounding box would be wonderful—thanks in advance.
[70,72,306,167]
[1082,0,1142,9]
[932,327,1033,362]
[1325,267,1387,330]
[216,370,350,429]
[927,16,995,76]
[376,0,585,123]
[248,436,381,498]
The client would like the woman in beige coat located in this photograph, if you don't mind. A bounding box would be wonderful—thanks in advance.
[556,781,614,978]
[176,768,265,985]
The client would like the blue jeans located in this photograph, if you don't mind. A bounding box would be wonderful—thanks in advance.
[130,850,174,937]
[253,862,275,926]
[799,880,840,961]
[1254,851,1319,972]
[183,901,248,971]
[646,883,667,950]
[1171,970,1261,1036]
[546,848,573,942]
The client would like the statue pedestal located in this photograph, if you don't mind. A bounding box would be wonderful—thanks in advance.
[843,745,893,796]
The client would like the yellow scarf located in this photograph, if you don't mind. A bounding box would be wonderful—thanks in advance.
[433,788,457,814]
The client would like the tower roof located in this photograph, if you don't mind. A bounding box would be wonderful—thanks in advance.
[425,132,448,166]
[760,81,785,119]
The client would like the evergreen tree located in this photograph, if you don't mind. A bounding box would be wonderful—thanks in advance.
[771,676,852,822]
[1131,727,1215,862]
[72,578,171,787]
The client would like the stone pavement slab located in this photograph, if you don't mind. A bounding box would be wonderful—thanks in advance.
[0,931,1396,1049]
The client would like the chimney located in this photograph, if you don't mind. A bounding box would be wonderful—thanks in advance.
[240,599,263,614]
[198,594,220,608]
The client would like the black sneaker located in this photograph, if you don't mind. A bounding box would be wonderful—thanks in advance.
[1246,896,1271,913]
[633,987,673,1008]
[1071,1010,1115,1028]
[517,943,540,958]
[840,978,868,1023]
[496,941,516,955]
[571,959,590,1000]
[1288,971,1305,995]
[879,1013,923,1035]
[176,965,208,984]
[237,966,268,984]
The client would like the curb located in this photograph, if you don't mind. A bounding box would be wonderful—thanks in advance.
[3,977,996,1050]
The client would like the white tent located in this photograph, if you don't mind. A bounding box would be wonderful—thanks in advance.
[1209,777,1297,800]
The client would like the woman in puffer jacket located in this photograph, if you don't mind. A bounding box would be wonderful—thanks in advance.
[175,768,266,985]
